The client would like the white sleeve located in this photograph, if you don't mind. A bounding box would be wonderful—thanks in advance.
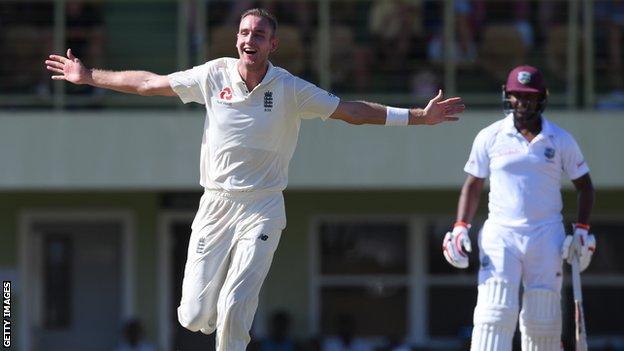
[168,63,209,105]
[561,134,590,180]
[294,77,340,120]
[464,129,491,178]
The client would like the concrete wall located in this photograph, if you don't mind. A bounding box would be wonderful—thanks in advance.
[0,110,622,190]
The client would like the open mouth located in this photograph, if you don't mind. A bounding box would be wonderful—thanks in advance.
[243,48,257,56]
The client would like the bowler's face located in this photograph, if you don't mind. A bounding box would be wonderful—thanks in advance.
[236,15,277,69]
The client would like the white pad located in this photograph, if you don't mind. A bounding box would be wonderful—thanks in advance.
[519,289,562,351]
[471,278,519,351]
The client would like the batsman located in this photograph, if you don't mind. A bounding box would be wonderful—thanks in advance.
[442,65,596,351]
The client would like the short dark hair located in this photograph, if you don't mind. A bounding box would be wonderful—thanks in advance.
[240,8,278,35]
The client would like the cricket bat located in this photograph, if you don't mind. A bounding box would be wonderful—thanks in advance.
[570,252,588,351]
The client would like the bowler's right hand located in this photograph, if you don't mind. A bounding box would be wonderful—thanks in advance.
[45,48,90,85]
[442,222,472,269]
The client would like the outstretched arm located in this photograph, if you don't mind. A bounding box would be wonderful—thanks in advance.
[329,90,465,125]
[456,175,485,224]
[45,48,176,97]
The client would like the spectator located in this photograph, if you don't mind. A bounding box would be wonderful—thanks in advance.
[322,315,373,351]
[596,0,624,109]
[379,334,411,351]
[112,318,155,351]
[472,0,534,47]
[65,0,105,96]
[258,311,297,351]
[369,0,425,73]
[426,0,477,65]
[0,2,53,95]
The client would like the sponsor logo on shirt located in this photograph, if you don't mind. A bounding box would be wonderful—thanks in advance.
[491,148,523,158]
[219,87,233,100]
[264,91,273,111]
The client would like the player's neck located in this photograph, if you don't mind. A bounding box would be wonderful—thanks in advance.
[237,62,269,92]
[515,116,542,141]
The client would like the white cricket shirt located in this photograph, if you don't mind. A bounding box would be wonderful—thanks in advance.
[169,58,340,192]
[464,114,590,227]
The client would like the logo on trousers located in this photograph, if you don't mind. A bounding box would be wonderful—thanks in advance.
[196,237,206,253]
[258,234,269,241]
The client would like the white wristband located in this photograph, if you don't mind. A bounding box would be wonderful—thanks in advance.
[385,106,410,126]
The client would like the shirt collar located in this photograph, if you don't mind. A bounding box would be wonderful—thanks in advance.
[502,113,518,135]
[229,60,276,91]
[502,113,554,139]
[540,116,555,138]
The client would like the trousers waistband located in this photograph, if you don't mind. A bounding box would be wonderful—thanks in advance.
[203,188,282,201]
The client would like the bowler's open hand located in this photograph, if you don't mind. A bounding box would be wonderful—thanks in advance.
[420,89,465,125]
[45,48,90,85]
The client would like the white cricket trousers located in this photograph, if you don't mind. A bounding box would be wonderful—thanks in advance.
[177,189,286,351]
[470,220,566,351]
[477,220,566,291]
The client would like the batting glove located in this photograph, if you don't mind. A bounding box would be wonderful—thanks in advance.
[442,222,472,269]
[562,223,596,272]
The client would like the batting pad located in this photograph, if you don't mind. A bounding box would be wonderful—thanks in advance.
[471,278,519,351]
[520,289,562,351]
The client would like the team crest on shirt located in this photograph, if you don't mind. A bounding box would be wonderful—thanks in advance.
[480,255,491,269]
[219,87,233,100]
[264,91,273,111]
[544,147,555,160]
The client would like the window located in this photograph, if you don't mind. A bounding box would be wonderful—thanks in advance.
[313,219,411,345]
[43,234,72,328]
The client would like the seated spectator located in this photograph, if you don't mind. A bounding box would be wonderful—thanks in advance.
[596,0,624,109]
[369,0,425,72]
[472,0,534,47]
[258,310,297,351]
[65,0,105,96]
[0,2,53,95]
[322,315,373,351]
[379,334,411,351]
[427,0,476,65]
[112,318,155,351]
